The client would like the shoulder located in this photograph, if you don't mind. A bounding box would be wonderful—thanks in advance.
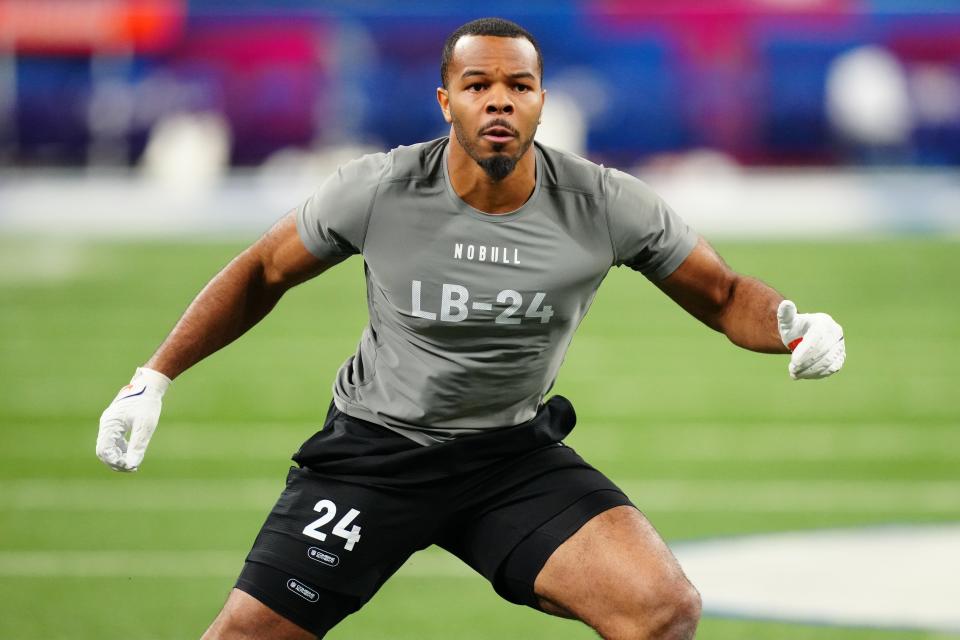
[603,166,663,212]
[537,143,670,230]
[329,138,446,192]
[536,142,609,201]
[374,137,447,186]
[537,142,663,208]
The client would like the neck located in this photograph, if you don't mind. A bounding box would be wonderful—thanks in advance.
[446,133,537,214]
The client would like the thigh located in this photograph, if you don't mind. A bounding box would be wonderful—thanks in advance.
[533,506,700,635]
[235,466,440,636]
[439,442,631,606]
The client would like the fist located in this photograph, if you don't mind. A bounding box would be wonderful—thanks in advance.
[776,300,845,380]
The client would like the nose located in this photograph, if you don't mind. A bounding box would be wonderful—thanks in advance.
[485,87,514,115]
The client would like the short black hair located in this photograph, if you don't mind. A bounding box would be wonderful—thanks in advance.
[440,17,543,88]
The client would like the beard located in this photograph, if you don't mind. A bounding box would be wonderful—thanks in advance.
[477,154,517,182]
[451,112,535,182]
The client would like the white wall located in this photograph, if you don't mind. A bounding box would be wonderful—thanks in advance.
[1,168,958,239]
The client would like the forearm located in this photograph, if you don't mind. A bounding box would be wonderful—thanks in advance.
[715,275,789,354]
[144,250,286,379]
[657,239,789,354]
[97,212,334,472]
[658,239,843,376]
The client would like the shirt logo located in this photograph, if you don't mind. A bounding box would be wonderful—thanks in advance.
[453,243,520,265]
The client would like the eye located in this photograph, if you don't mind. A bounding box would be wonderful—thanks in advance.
[515,84,531,93]
[467,82,486,92]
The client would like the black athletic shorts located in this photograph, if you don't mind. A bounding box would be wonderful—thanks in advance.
[235,396,632,637]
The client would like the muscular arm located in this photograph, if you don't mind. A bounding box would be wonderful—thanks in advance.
[656,237,789,354]
[144,211,337,379]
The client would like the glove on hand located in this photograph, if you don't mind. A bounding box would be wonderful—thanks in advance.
[776,300,845,380]
[96,367,171,471]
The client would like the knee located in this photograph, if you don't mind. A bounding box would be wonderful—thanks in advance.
[601,581,702,640]
[658,583,701,639]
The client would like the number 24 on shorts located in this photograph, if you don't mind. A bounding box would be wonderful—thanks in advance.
[302,499,362,551]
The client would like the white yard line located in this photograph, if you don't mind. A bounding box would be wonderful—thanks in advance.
[8,421,958,461]
[2,478,957,513]
[617,480,960,513]
[0,551,242,577]
[0,549,470,579]
[0,240,92,284]
[0,479,284,511]
[584,422,960,461]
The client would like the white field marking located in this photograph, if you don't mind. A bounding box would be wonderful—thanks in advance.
[583,422,960,461]
[0,240,93,284]
[2,478,958,513]
[0,479,283,511]
[618,480,960,513]
[673,523,960,633]
[0,548,470,579]
[13,422,960,461]
[6,421,312,461]
[0,551,240,577]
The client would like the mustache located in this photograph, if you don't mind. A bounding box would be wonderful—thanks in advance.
[478,119,519,136]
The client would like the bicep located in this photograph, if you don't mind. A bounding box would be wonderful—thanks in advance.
[248,210,342,290]
[654,237,737,330]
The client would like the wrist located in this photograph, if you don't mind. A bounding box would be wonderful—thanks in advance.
[133,367,172,395]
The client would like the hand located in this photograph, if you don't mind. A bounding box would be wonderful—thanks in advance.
[776,300,845,380]
[96,367,171,471]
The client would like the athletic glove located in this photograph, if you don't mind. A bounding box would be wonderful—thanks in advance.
[96,367,171,472]
[776,300,845,380]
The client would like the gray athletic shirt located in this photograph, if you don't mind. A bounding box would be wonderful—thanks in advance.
[296,138,697,445]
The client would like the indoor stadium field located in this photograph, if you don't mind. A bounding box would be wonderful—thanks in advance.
[1,237,957,639]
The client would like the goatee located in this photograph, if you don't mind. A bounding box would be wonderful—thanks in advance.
[477,155,518,182]
[451,113,533,182]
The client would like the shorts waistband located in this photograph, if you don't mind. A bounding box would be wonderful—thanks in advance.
[292,395,577,483]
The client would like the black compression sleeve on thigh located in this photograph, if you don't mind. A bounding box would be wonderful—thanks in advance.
[494,490,633,609]
[235,561,362,638]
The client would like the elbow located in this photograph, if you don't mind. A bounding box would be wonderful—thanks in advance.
[711,274,740,335]
[260,261,288,293]
[229,248,286,301]
[238,246,284,294]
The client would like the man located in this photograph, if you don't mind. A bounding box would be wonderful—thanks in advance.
[96,17,845,640]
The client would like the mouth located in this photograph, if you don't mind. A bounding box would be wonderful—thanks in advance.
[481,125,517,144]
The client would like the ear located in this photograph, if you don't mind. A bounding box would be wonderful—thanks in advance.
[437,87,453,124]
[538,88,547,124]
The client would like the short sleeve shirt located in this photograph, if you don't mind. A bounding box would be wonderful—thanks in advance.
[297,138,697,444]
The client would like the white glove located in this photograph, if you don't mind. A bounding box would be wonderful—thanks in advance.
[96,367,171,471]
[776,300,845,380]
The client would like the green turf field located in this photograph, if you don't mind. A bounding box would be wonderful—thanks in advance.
[1,238,958,639]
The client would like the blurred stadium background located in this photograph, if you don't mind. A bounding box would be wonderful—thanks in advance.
[0,1,958,638]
